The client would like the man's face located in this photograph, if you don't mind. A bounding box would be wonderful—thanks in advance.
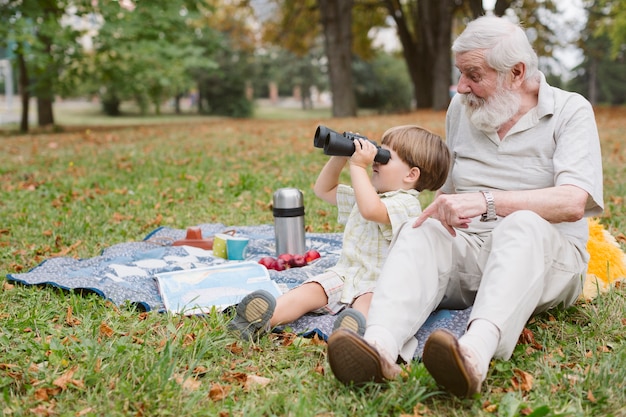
[455,51,521,132]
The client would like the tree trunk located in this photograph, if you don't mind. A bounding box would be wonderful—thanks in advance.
[37,96,55,127]
[17,48,29,133]
[317,0,357,117]
[386,0,455,109]
[385,0,490,110]
[35,22,55,127]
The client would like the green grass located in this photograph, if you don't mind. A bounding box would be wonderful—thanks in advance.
[0,105,625,416]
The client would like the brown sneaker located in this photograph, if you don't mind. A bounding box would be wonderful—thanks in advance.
[327,329,401,386]
[422,329,483,398]
[332,308,366,336]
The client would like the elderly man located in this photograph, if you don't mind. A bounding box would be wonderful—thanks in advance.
[326,15,604,398]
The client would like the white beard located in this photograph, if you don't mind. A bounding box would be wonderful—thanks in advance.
[461,85,521,132]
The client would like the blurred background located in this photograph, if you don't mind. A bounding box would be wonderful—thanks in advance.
[1,0,625,133]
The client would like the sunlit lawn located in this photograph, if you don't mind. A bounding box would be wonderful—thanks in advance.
[0,103,624,416]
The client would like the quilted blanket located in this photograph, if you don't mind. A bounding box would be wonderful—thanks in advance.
[6,223,470,358]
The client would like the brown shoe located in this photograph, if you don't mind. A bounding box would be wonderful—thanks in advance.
[327,329,401,386]
[422,329,483,398]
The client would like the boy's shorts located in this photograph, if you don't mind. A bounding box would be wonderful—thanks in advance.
[301,271,373,315]
[301,271,345,315]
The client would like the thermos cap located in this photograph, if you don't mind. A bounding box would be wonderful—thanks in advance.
[273,188,304,209]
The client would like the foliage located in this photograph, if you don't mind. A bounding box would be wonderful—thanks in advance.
[591,0,626,57]
[0,0,94,128]
[86,0,218,116]
[251,45,328,109]
[566,1,626,105]
[353,52,413,113]
[1,108,625,416]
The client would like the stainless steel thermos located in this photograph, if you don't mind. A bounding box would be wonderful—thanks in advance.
[273,188,306,256]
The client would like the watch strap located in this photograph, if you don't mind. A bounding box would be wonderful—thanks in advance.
[480,191,497,222]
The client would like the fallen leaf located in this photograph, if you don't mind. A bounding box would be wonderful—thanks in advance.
[244,374,271,390]
[517,327,543,349]
[587,389,597,403]
[53,366,81,390]
[208,383,230,401]
[29,403,56,417]
[99,322,115,338]
[511,368,533,392]
[65,306,81,327]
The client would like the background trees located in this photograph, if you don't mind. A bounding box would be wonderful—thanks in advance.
[2,0,626,132]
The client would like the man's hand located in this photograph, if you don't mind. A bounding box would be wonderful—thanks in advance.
[413,193,486,236]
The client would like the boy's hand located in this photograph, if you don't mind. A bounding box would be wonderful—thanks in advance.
[349,139,377,169]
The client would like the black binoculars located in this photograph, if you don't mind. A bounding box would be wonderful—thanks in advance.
[313,125,390,164]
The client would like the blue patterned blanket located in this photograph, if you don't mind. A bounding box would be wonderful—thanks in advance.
[6,223,470,357]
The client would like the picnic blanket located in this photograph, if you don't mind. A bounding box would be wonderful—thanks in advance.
[6,223,471,358]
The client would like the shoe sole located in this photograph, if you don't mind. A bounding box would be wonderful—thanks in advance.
[228,290,276,340]
[327,329,385,386]
[332,309,366,336]
[422,329,474,398]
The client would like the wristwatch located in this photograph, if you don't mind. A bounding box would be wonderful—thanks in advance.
[480,191,497,222]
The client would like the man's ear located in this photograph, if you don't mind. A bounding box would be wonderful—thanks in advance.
[511,62,525,86]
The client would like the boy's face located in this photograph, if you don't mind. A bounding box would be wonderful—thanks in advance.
[370,145,415,193]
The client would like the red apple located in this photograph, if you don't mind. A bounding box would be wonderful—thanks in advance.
[275,258,287,271]
[291,254,307,267]
[278,253,293,264]
[304,249,321,263]
[258,256,278,270]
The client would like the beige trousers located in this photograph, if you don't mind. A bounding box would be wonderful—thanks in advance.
[364,210,586,362]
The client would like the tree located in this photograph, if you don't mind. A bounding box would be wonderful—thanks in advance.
[259,0,387,117]
[317,0,357,117]
[0,0,91,131]
[568,1,626,105]
[87,0,217,116]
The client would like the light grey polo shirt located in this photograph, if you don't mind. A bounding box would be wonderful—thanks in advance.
[443,72,604,259]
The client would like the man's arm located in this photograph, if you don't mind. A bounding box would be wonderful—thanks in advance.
[413,185,589,236]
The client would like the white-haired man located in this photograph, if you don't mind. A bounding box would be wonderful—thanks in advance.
[326,15,604,398]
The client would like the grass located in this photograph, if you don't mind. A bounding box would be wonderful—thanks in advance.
[0,104,625,416]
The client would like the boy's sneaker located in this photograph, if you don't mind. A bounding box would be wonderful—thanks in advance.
[332,308,366,336]
[228,289,276,341]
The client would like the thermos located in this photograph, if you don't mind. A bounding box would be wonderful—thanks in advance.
[273,188,306,256]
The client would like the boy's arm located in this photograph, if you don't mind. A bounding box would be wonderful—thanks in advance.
[313,155,349,205]
[350,139,390,224]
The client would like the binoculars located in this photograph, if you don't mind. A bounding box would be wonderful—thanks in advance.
[313,125,390,164]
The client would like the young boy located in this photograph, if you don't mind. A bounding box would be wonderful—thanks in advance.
[229,125,451,340]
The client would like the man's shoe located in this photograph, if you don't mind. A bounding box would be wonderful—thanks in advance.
[327,329,401,386]
[332,308,366,336]
[227,290,276,341]
[422,329,483,398]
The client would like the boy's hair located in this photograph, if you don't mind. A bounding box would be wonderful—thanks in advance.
[381,125,450,192]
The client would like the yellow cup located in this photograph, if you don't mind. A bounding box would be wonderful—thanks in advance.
[212,233,230,259]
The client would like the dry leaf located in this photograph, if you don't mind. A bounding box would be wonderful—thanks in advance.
[99,322,115,338]
[587,389,597,403]
[208,383,230,401]
[517,327,543,349]
[53,366,81,390]
[511,368,533,392]
[226,342,243,355]
[175,374,202,391]
[65,306,81,326]
[29,403,56,417]
[244,374,271,390]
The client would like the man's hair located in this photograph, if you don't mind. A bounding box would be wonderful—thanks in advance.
[381,125,450,192]
[452,16,539,81]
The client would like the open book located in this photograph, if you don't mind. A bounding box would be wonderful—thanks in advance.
[155,261,282,315]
